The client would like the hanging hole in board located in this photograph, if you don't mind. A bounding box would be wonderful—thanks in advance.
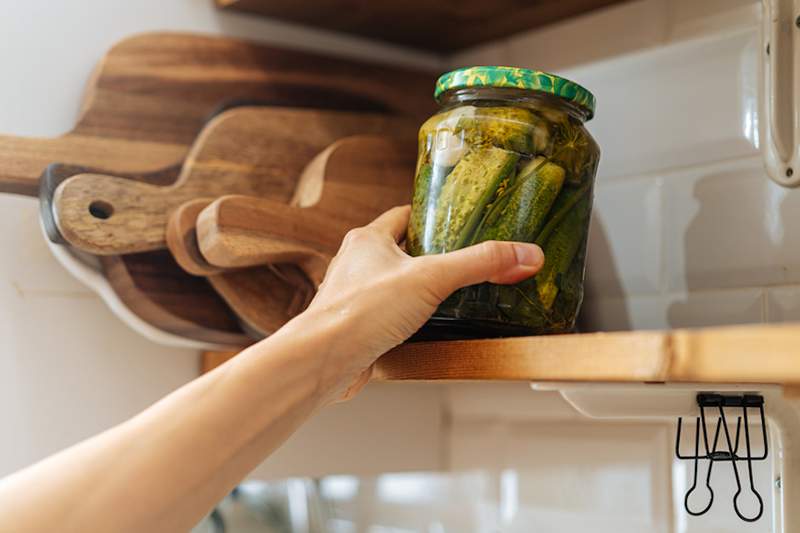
[89,200,114,220]
[786,167,794,178]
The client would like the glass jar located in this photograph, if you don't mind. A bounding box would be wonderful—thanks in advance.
[407,66,600,338]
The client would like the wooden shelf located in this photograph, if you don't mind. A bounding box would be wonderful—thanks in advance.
[202,323,800,385]
[216,0,634,53]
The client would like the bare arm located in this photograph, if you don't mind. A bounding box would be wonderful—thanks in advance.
[0,206,543,533]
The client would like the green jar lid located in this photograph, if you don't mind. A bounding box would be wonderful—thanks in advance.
[434,66,596,119]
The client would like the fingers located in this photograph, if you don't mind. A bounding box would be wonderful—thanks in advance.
[421,241,544,295]
[367,205,411,243]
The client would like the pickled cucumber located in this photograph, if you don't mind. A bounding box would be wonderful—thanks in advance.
[536,196,591,309]
[431,146,518,252]
[476,157,565,243]
[455,107,536,154]
[407,163,433,255]
[550,119,599,184]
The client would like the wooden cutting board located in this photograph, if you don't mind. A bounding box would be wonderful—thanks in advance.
[197,135,417,286]
[42,164,251,346]
[146,111,416,338]
[51,109,415,255]
[0,32,433,198]
[166,197,314,338]
[0,32,434,344]
[167,199,226,277]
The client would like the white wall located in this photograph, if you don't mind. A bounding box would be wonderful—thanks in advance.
[0,0,442,479]
[453,0,800,332]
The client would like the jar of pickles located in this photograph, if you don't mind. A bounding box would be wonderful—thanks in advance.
[407,66,600,338]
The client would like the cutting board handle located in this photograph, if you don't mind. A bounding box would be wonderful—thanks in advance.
[0,134,184,198]
[197,195,339,287]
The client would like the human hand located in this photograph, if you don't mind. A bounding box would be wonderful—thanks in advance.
[293,205,544,403]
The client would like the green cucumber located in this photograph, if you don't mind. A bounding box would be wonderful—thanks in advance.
[431,146,518,252]
[476,157,565,243]
[455,107,536,154]
[536,196,591,310]
[407,163,433,256]
[549,119,599,185]
[534,182,591,246]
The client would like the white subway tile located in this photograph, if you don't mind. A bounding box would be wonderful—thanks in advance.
[446,384,582,422]
[580,294,669,332]
[505,422,672,531]
[665,288,765,329]
[581,288,764,332]
[253,384,445,479]
[563,28,759,180]
[664,157,800,292]
[586,178,662,298]
[766,285,800,323]
[448,419,512,472]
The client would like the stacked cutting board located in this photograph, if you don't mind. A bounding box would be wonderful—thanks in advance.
[0,32,434,347]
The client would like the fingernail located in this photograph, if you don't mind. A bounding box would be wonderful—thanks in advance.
[512,243,544,269]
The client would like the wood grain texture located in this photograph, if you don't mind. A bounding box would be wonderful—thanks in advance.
[208,266,314,338]
[53,109,416,255]
[166,197,314,337]
[216,0,633,52]
[375,331,671,381]
[101,252,251,347]
[44,164,249,346]
[0,32,433,344]
[668,323,800,385]
[166,198,225,276]
[2,32,433,197]
[200,323,800,385]
[197,135,417,285]
[199,196,335,286]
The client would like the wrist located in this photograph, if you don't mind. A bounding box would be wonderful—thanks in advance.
[273,304,361,406]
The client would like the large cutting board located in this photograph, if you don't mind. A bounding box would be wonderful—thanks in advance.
[0,32,435,344]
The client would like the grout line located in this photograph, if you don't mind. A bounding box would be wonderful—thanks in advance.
[596,153,762,185]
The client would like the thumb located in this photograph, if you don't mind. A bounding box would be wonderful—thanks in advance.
[421,241,545,295]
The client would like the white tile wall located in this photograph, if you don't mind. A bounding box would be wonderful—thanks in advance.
[581,288,766,332]
[766,285,800,323]
[664,157,800,292]
[454,0,800,333]
[573,28,760,182]
[448,418,674,532]
[585,177,663,298]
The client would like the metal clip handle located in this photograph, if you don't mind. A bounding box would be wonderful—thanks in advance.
[675,394,768,522]
[761,0,800,187]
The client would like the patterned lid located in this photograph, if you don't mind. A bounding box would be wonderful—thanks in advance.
[434,66,596,119]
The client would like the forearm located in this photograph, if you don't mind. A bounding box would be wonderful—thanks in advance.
[0,308,348,533]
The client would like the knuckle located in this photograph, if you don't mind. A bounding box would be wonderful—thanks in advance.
[476,240,506,267]
[342,227,370,245]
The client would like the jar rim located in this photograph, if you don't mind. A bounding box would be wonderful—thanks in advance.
[435,66,596,120]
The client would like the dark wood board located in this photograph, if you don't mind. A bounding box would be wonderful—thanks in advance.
[216,0,634,53]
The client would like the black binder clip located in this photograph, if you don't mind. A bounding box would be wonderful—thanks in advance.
[675,393,768,522]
